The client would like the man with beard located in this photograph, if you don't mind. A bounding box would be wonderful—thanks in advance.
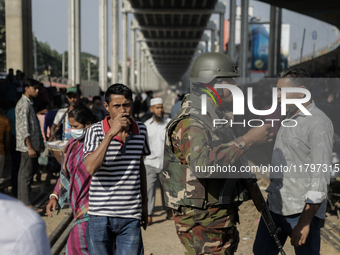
[162,52,273,254]
[144,98,171,224]
[253,67,333,255]
[50,87,80,140]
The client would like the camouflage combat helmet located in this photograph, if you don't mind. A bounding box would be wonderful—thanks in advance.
[190,52,239,84]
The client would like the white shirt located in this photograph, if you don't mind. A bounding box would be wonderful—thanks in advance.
[144,116,171,169]
[0,193,51,255]
[267,102,333,219]
[53,108,71,140]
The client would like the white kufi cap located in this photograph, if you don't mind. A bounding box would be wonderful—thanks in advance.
[150,97,163,106]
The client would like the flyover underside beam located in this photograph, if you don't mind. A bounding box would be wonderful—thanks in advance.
[127,0,223,85]
[155,64,189,67]
[130,9,223,15]
[140,26,206,31]
[141,38,200,42]
[149,47,196,51]
[154,59,191,63]
[152,54,193,58]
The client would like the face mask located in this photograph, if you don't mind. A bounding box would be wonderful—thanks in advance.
[71,128,85,140]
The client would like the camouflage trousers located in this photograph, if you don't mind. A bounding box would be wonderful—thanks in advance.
[174,206,239,255]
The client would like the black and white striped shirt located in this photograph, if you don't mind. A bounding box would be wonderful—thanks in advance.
[83,117,150,219]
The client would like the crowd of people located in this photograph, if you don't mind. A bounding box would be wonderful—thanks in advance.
[0,69,171,254]
[0,52,338,255]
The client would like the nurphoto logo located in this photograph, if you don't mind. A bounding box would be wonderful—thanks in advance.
[201,84,312,128]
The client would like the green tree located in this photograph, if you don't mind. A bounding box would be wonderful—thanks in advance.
[63,51,100,81]
[81,52,99,81]
[35,37,62,77]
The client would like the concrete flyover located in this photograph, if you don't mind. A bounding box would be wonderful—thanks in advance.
[258,0,340,30]
[258,0,340,73]
[126,0,226,91]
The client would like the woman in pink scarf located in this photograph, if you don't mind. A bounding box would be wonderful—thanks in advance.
[46,105,97,255]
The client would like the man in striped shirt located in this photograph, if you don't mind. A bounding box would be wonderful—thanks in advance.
[84,84,150,255]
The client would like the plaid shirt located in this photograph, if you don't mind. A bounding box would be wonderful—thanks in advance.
[15,95,42,152]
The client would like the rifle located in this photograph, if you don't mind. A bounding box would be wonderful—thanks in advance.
[243,178,286,255]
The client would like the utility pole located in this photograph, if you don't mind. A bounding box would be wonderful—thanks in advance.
[88,60,91,81]
[300,28,306,63]
[34,38,37,77]
[62,52,65,78]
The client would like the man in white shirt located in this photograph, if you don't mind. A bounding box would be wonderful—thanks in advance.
[50,87,80,140]
[253,67,333,255]
[0,192,51,255]
[144,98,171,224]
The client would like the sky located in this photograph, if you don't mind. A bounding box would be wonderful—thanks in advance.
[32,0,339,65]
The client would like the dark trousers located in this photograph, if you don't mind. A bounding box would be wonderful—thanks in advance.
[253,210,321,255]
[17,151,38,206]
[10,135,21,197]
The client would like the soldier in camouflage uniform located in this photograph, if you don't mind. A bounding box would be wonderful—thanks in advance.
[162,52,273,255]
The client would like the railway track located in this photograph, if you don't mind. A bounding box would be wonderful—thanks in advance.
[49,213,73,255]
[257,177,340,253]
[321,219,340,252]
[35,185,73,255]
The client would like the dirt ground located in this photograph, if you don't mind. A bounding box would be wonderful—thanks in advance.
[2,160,339,254]
[141,180,340,255]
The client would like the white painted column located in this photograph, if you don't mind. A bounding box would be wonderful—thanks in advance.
[99,0,108,91]
[130,20,136,90]
[121,3,128,85]
[111,0,119,83]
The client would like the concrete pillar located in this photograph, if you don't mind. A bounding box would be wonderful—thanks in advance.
[62,52,65,78]
[276,8,282,74]
[111,0,119,83]
[153,70,156,90]
[130,20,136,91]
[121,2,128,85]
[136,36,141,90]
[211,27,216,52]
[268,6,276,77]
[34,38,37,77]
[75,0,81,85]
[87,60,91,81]
[68,0,72,82]
[144,52,148,91]
[5,0,33,77]
[146,60,151,90]
[145,54,149,91]
[145,56,148,91]
[229,0,236,60]
[141,49,145,91]
[99,0,108,91]
[150,69,153,90]
[68,0,81,86]
[219,5,225,53]
[240,0,249,78]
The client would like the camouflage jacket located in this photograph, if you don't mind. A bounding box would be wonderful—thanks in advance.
[162,93,250,210]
